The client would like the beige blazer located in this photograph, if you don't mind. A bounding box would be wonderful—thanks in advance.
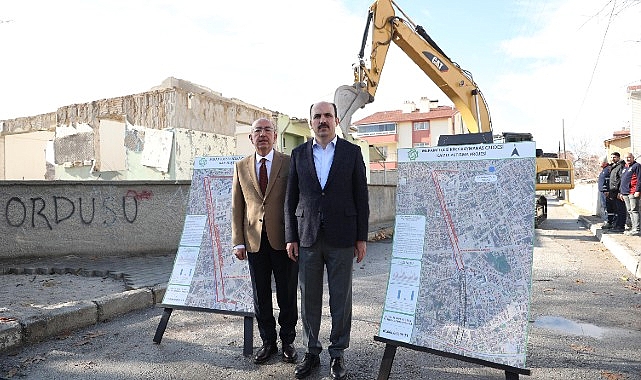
[231,150,290,252]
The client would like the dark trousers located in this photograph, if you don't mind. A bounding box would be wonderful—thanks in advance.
[299,230,354,358]
[247,231,298,345]
[605,195,616,224]
[609,193,627,228]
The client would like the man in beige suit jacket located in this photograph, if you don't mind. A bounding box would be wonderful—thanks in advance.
[231,118,298,365]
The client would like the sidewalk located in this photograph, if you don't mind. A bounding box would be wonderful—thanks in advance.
[0,223,394,353]
[562,201,641,278]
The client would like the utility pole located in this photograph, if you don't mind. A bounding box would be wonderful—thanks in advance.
[562,119,567,159]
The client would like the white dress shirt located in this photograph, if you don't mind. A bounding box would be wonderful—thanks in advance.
[255,149,275,181]
[312,135,337,189]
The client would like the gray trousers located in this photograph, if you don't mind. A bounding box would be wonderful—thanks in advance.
[623,194,640,232]
[299,232,354,358]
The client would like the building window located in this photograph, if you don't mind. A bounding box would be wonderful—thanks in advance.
[414,121,429,130]
[358,123,396,136]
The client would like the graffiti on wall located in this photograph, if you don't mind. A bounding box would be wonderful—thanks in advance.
[3,190,153,229]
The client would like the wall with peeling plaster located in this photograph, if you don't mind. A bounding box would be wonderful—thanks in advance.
[0,78,271,180]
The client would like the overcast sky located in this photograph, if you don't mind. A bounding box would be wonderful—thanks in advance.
[1,0,639,153]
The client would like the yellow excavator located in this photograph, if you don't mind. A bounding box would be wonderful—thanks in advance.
[334,0,574,225]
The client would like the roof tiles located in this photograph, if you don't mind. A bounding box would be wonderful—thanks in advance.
[353,106,457,125]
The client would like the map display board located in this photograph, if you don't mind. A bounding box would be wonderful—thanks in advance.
[379,142,536,368]
[162,156,254,315]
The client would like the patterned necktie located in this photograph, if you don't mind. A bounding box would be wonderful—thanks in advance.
[259,158,267,195]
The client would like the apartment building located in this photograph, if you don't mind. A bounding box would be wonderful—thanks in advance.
[353,97,463,172]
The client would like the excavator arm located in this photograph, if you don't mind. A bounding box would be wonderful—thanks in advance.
[335,0,491,136]
[335,0,574,227]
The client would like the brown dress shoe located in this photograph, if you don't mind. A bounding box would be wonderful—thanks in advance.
[254,342,277,364]
[282,343,298,363]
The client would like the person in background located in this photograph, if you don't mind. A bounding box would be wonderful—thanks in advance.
[598,156,612,227]
[285,101,369,380]
[606,152,627,233]
[231,118,299,364]
[618,152,641,236]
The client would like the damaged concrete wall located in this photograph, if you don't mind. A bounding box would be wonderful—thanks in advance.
[1,80,273,181]
[173,129,235,180]
[53,90,176,131]
[0,112,57,134]
[4,131,54,180]
[54,132,94,164]
[171,87,270,136]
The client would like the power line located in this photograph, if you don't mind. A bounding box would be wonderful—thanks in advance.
[572,0,617,128]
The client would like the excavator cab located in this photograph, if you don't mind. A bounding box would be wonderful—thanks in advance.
[499,133,574,192]
[499,132,574,227]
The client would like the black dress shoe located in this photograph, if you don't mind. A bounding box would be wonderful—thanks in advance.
[294,353,320,379]
[330,356,347,380]
[254,342,277,364]
[282,343,298,363]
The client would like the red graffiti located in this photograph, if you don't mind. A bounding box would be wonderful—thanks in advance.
[125,190,153,200]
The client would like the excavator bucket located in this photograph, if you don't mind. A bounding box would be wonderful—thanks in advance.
[334,84,372,140]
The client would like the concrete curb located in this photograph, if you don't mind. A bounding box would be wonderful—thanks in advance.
[0,285,166,353]
[577,215,641,278]
[0,320,22,352]
[563,201,641,278]
[95,288,154,322]
[368,226,394,241]
[600,233,641,277]
[22,300,97,344]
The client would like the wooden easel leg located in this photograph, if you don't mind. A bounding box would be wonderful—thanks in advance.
[376,343,398,380]
[506,371,519,380]
[153,308,174,344]
[243,316,254,357]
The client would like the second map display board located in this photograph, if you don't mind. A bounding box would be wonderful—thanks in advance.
[379,142,536,369]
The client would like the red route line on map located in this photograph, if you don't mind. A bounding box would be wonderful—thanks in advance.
[204,175,236,305]
[431,170,464,270]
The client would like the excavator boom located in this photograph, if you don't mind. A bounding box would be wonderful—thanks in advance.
[334,0,491,137]
[334,0,574,198]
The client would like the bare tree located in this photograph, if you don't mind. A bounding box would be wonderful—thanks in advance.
[568,137,603,180]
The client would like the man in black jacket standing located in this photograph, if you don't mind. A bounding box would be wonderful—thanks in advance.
[606,152,627,232]
[285,101,369,380]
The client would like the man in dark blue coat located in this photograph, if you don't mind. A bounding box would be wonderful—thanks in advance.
[598,157,611,226]
[285,101,369,380]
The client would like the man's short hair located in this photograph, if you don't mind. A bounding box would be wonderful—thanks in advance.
[309,102,338,118]
[611,152,620,157]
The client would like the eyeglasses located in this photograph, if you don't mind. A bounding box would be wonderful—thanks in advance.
[251,127,274,135]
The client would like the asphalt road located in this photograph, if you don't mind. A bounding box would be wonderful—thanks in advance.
[2,200,641,379]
